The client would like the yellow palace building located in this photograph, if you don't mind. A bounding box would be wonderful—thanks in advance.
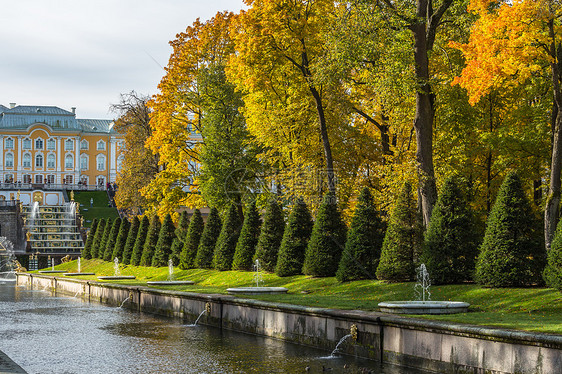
[0,103,123,204]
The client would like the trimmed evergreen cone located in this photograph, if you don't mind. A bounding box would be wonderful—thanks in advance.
[475,172,545,287]
[170,239,183,267]
[98,218,113,260]
[90,218,106,259]
[195,207,222,269]
[213,203,243,271]
[376,182,422,281]
[303,192,347,277]
[276,197,313,277]
[130,216,150,266]
[232,201,262,271]
[175,210,190,241]
[82,218,98,259]
[180,209,204,269]
[140,215,161,267]
[103,218,122,261]
[254,198,285,272]
[336,187,385,282]
[152,214,177,267]
[122,216,140,265]
[422,176,479,284]
[112,218,130,261]
[544,218,562,290]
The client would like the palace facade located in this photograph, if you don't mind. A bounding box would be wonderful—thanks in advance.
[0,103,124,196]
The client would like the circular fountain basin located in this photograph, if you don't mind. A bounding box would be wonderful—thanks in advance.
[63,273,95,276]
[227,287,288,295]
[378,301,470,315]
[97,276,136,280]
[147,281,194,286]
[38,270,67,274]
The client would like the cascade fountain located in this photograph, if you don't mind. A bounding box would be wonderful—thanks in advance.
[0,237,17,284]
[147,259,194,286]
[97,258,136,280]
[378,264,470,314]
[227,259,288,295]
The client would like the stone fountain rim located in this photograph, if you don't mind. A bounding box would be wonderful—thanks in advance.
[378,300,470,315]
[97,275,136,280]
[226,287,289,295]
[146,280,195,286]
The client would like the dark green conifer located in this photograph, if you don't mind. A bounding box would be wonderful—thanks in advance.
[276,198,313,277]
[544,218,562,290]
[336,188,385,282]
[82,218,98,259]
[122,216,140,265]
[140,215,161,267]
[112,218,130,262]
[179,209,204,269]
[254,198,285,272]
[170,239,183,267]
[175,210,190,240]
[475,172,545,287]
[303,192,347,277]
[130,216,150,266]
[232,202,262,271]
[194,207,222,269]
[152,214,177,267]
[422,177,479,284]
[376,182,422,281]
[213,203,243,271]
[98,218,113,260]
[90,218,106,259]
[103,218,121,261]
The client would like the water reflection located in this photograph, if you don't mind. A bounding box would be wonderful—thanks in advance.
[0,285,425,374]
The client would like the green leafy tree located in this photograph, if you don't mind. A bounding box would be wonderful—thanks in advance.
[336,188,385,282]
[82,218,98,259]
[175,210,190,240]
[544,218,562,290]
[213,203,243,271]
[195,207,222,269]
[254,198,285,272]
[232,202,262,271]
[376,182,422,281]
[422,177,480,284]
[130,216,150,266]
[276,198,313,277]
[122,216,140,265]
[98,218,113,260]
[152,214,177,267]
[303,193,347,277]
[112,218,130,262]
[180,209,204,269]
[140,215,161,267]
[103,218,122,261]
[476,172,545,287]
[90,219,106,259]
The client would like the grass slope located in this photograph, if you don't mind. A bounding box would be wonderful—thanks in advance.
[46,259,562,334]
[73,191,119,227]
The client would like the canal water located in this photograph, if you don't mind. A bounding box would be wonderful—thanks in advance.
[0,284,426,374]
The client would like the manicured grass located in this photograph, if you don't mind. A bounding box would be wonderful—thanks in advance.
[46,259,562,335]
[73,191,119,227]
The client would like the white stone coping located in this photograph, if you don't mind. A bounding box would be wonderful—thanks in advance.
[378,300,470,315]
[97,276,136,280]
[147,281,194,286]
[227,287,289,295]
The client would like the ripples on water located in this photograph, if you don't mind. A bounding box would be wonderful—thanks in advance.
[0,285,425,374]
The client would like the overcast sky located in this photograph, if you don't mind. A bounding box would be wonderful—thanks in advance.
[0,0,245,119]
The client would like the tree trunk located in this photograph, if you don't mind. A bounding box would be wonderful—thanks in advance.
[310,86,336,195]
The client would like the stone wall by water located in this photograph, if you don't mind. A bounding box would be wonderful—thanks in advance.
[18,274,562,374]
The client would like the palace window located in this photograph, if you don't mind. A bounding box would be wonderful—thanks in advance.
[35,138,43,150]
[23,153,31,168]
[65,154,74,169]
[80,155,88,170]
[23,175,31,184]
[47,139,56,150]
[35,154,43,168]
[35,175,43,184]
[5,153,13,168]
[65,139,74,151]
[4,138,14,149]
[23,138,31,149]
[97,140,106,150]
[96,154,106,171]
[47,154,55,169]
[80,139,89,150]
[117,155,124,171]
[64,175,73,184]
[4,174,13,183]
[46,175,55,184]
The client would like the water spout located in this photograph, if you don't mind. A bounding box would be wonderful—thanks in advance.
[330,334,352,357]
[78,257,81,273]
[253,259,263,287]
[167,259,174,281]
[414,264,431,302]
[114,258,121,277]
[119,292,133,308]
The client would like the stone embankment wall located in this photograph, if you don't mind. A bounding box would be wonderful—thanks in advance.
[17,274,562,374]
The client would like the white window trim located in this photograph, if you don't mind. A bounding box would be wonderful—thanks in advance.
[47,138,56,150]
[22,138,32,150]
[35,137,44,150]
[97,140,106,150]
[65,153,74,169]
[5,153,14,167]
[4,138,14,149]
[22,152,32,168]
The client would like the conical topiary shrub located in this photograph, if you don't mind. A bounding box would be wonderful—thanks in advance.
[232,202,262,271]
[303,192,347,277]
[544,218,562,290]
[376,182,422,281]
[422,176,480,284]
[195,207,222,269]
[179,209,204,269]
[276,198,313,277]
[254,198,285,272]
[475,172,545,287]
[98,218,113,260]
[175,210,190,241]
[170,239,183,267]
[90,218,106,259]
[112,218,130,261]
[152,214,177,267]
[130,216,150,266]
[122,216,140,265]
[103,218,122,261]
[213,203,243,271]
[336,188,385,282]
[82,218,98,259]
[140,215,161,267]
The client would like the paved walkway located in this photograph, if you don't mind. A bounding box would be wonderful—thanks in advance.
[0,350,26,374]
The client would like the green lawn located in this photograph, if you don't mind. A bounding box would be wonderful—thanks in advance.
[48,259,562,335]
[73,191,119,227]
